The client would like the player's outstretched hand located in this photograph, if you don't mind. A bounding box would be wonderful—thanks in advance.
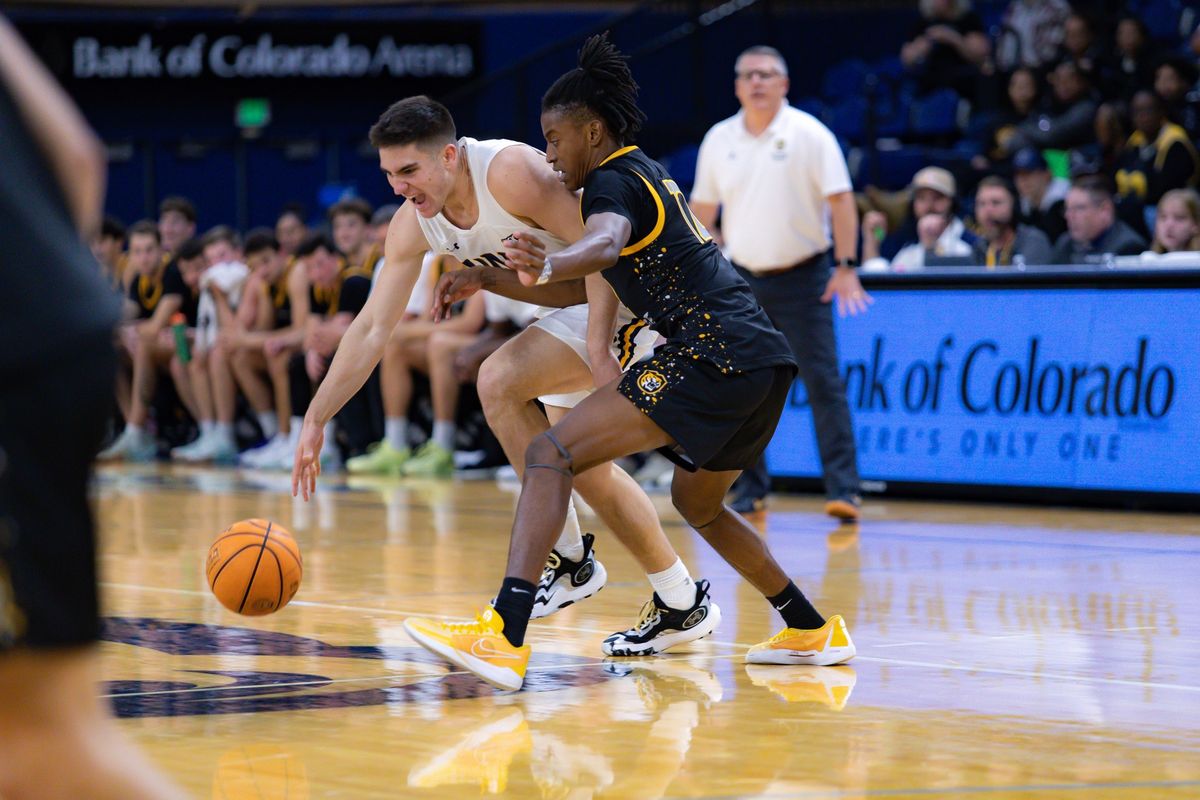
[503,231,547,286]
[822,267,874,317]
[291,419,324,501]
[432,267,485,322]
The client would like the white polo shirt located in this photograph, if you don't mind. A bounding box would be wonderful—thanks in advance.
[692,104,852,272]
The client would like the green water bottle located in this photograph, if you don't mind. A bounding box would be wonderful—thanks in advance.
[170,312,191,364]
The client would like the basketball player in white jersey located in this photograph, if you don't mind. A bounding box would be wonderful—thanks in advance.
[292,96,719,654]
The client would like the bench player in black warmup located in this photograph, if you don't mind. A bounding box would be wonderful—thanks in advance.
[0,16,186,798]
[392,34,857,690]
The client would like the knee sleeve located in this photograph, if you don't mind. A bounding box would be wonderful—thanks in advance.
[525,430,574,478]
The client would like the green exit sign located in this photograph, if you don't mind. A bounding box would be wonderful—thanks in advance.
[236,98,271,129]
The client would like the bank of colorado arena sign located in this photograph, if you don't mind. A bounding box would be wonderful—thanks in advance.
[21,21,480,98]
[768,286,1199,494]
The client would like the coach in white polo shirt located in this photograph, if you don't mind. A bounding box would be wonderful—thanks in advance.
[690,45,870,520]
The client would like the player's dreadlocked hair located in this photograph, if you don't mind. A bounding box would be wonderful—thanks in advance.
[541,33,646,144]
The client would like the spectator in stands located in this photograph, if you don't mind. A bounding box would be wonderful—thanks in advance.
[157,196,196,256]
[284,232,374,469]
[978,67,1044,165]
[346,254,489,477]
[972,175,1053,266]
[275,204,308,258]
[1013,147,1069,241]
[1144,188,1200,258]
[1051,174,1147,263]
[1154,56,1200,140]
[100,227,202,461]
[91,215,126,289]
[1001,59,1098,155]
[1107,16,1155,103]
[405,292,537,478]
[170,226,250,463]
[372,204,399,246]
[900,0,991,100]
[997,0,1070,71]
[1056,12,1104,75]
[862,166,974,271]
[1116,90,1200,207]
[237,231,312,469]
[329,198,381,277]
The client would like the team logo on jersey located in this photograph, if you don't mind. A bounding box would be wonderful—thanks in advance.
[637,370,667,395]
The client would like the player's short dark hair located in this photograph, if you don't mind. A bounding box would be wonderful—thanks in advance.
[127,219,160,244]
[202,225,242,252]
[368,96,457,150]
[99,215,126,242]
[542,33,645,145]
[243,228,280,257]
[177,237,206,262]
[542,32,643,145]
[158,195,197,224]
[295,231,339,259]
[328,198,373,224]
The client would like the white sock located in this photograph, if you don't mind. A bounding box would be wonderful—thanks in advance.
[200,420,215,437]
[214,422,235,445]
[648,558,697,610]
[385,417,409,450]
[256,411,278,439]
[323,421,336,447]
[432,420,455,451]
[126,423,147,444]
[289,417,304,446]
[553,501,586,561]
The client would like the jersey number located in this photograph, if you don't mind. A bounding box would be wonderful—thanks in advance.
[663,179,712,244]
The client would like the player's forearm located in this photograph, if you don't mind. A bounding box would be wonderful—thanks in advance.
[827,192,859,263]
[481,266,586,307]
[304,314,390,427]
[542,233,621,282]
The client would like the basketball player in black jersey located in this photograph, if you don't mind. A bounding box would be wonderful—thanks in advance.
[0,16,186,797]
[400,34,856,691]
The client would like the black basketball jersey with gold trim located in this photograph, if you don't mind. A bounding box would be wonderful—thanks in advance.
[581,146,794,373]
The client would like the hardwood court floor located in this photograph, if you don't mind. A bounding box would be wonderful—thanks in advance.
[93,464,1200,799]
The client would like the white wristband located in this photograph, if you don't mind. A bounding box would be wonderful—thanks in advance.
[534,255,553,286]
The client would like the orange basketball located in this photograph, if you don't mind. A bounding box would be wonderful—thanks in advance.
[205,519,302,616]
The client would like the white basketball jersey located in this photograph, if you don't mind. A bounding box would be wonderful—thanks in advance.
[417,138,570,272]
[415,137,645,333]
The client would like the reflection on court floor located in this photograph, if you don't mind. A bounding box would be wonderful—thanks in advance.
[96,465,1200,799]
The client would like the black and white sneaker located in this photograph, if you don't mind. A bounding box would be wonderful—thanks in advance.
[530,532,608,619]
[602,579,722,656]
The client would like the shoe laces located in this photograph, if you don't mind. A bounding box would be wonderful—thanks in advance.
[441,611,494,635]
[630,601,663,634]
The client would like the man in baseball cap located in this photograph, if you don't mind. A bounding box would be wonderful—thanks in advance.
[862,166,973,271]
[1012,147,1069,241]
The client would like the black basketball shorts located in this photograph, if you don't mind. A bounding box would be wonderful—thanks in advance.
[1,342,115,650]
[618,344,796,472]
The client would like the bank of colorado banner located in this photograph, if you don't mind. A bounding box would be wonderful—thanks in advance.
[768,287,1199,494]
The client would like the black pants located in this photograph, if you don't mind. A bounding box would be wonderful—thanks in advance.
[734,254,860,500]
[288,352,380,458]
[1,343,115,649]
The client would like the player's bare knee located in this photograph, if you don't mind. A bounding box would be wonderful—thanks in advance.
[476,354,510,407]
[525,431,574,478]
[671,486,724,530]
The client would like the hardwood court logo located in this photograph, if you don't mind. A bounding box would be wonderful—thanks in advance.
[637,370,667,395]
[101,617,616,717]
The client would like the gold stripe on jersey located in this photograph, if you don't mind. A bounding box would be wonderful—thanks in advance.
[615,318,648,369]
[620,170,666,256]
[599,145,640,167]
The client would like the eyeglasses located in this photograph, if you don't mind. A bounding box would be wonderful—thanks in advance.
[735,69,783,81]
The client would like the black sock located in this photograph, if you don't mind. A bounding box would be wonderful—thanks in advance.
[492,577,536,646]
[767,582,825,630]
